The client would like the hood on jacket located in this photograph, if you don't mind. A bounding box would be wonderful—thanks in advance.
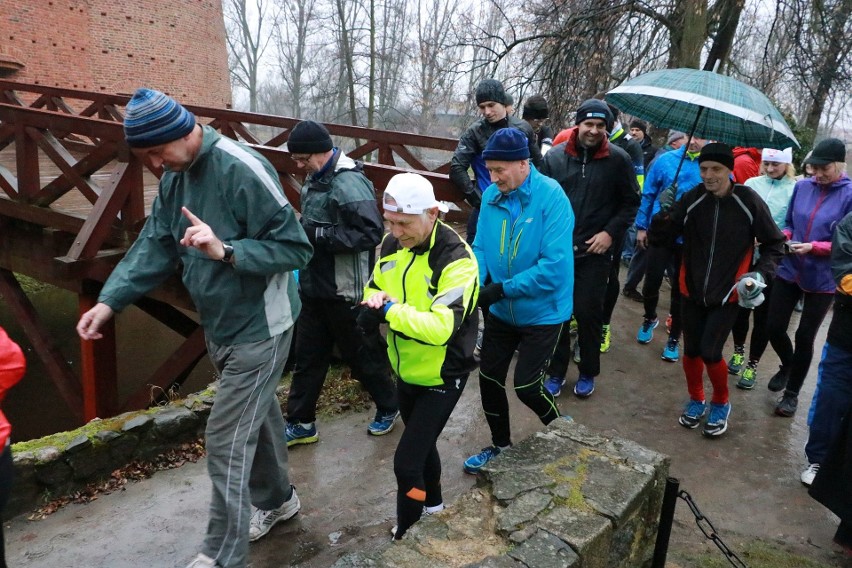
[562,127,611,160]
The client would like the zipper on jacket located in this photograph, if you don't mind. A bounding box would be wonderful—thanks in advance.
[702,200,720,305]
[391,252,418,379]
[506,204,525,326]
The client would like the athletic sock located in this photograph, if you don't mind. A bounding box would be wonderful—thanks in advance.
[706,359,729,404]
[682,355,705,402]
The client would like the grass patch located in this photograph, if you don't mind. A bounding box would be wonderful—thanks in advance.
[14,274,52,294]
[671,538,839,568]
[12,416,129,456]
[276,363,374,418]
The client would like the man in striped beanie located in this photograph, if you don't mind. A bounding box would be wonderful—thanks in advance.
[77,88,314,568]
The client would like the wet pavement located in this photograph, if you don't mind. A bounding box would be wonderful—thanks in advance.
[6,295,851,567]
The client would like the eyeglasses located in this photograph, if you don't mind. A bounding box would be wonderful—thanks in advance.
[290,154,312,164]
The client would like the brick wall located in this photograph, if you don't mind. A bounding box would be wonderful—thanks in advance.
[0,0,231,108]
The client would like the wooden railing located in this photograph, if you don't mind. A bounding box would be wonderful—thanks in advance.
[0,80,467,425]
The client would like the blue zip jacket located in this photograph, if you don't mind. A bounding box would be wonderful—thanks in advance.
[636,146,703,230]
[472,164,575,326]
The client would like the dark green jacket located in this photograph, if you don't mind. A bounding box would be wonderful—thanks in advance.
[99,126,313,345]
[299,150,383,303]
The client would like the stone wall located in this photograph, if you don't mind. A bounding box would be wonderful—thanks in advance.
[7,387,219,518]
[334,419,670,568]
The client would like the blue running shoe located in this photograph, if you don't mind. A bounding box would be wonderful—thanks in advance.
[573,374,595,398]
[286,422,318,447]
[702,402,731,437]
[679,399,706,429]
[368,410,400,436]
[661,337,680,362]
[637,317,659,344]
[463,445,503,474]
[544,376,565,397]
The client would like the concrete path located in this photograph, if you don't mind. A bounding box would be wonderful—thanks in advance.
[5,296,850,567]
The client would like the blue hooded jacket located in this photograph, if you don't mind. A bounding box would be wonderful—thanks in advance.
[473,164,575,326]
[635,146,703,230]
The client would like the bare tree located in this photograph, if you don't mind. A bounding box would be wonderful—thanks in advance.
[271,0,318,117]
[409,0,462,135]
[224,0,281,112]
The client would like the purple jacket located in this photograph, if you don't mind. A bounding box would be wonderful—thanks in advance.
[777,174,852,292]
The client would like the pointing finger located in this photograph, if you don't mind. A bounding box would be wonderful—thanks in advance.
[182,206,203,226]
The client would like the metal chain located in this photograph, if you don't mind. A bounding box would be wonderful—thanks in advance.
[678,490,748,568]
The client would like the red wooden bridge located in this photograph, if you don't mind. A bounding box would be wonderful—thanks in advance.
[0,80,466,425]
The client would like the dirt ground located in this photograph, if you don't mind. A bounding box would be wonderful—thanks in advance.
[6,289,852,567]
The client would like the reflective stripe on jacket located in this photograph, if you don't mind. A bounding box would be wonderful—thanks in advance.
[364,221,479,387]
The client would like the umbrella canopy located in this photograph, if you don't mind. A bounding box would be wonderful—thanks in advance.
[606,68,799,149]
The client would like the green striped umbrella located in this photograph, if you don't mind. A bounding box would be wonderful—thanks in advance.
[606,68,799,149]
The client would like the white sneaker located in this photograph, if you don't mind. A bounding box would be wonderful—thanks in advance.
[800,463,820,486]
[390,503,445,537]
[249,485,301,542]
[185,553,220,568]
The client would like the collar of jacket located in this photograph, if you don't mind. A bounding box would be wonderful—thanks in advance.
[486,166,535,209]
[178,125,220,172]
[609,127,625,142]
[309,150,361,187]
[564,126,610,159]
[311,148,341,183]
[481,115,510,130]
[410,218,442,256]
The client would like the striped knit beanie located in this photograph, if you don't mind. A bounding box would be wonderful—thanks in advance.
[124,88,196,148]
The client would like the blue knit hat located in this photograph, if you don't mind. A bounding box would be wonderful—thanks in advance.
[124,88,196,148]
[482,128,530,161]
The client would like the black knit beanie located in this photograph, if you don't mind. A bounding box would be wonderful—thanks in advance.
[475,79,510,105]
[522,95,549,120]
[287,120,333,154]
[575,99,614,131]
[698,142,735,170]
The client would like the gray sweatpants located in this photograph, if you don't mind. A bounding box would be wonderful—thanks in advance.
[202,330,293,568]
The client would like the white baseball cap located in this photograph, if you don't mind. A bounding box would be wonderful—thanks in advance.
[383,173,449,214]
[761,147,793,164]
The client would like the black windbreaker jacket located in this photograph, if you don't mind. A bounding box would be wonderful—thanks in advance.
[650,183,786,306]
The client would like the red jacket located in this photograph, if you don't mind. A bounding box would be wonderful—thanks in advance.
[733,147,761,184]
[0,327,26,448]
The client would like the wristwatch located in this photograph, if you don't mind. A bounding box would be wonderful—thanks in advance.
[221,243,235,263]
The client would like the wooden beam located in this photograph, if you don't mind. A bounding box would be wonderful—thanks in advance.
[0,269,84,422]
[26,127,101,204]
[390,144,428,171]
[66,162,133,260]
[78,290,118,420]
[15,123,40,199]
[120,326,207,412]
[35,140,119,206]
[132,296,199,338]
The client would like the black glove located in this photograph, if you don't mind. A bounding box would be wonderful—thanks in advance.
[478,283,505,309]
[356,305,384,335]
[465,188,482,209]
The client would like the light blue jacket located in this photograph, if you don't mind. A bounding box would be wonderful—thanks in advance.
[743,175,795,229]
[636,146,703,230]
[473,165,574,326]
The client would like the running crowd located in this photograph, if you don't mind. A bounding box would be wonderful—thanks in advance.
[9,80,837,567]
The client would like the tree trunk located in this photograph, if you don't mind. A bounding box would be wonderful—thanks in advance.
[703,0,745,71]
[803,0,852,133]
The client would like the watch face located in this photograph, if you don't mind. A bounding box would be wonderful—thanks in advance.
[222,244,234,261]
